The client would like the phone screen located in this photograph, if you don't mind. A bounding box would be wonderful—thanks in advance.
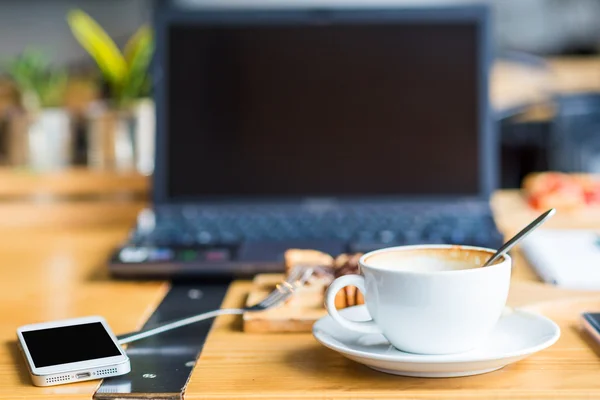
[21,322,121,367]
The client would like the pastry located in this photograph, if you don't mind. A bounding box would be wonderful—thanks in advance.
[283,249,366,309]
[332,253,364,308]
[522,172,600,211]
[284,249,334,276]
[283,249,335,295]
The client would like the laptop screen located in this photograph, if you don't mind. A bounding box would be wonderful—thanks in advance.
[164,14,487,201]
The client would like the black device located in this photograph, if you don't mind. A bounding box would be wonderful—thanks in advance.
[582,312,600,346]
[17,316,130,386]
[109,2,503,278]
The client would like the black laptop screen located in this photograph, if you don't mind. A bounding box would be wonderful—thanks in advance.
[167,20,481,199]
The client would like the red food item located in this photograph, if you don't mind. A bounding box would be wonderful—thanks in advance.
[523,172,589,210]
[528,190,583,211]
[584,185,600,204]
[570,175,600,205]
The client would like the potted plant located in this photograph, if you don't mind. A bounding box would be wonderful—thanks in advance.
[2,50,72,171]
[67,9,154,173]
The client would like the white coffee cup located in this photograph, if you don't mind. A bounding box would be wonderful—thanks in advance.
[324,245,511,355]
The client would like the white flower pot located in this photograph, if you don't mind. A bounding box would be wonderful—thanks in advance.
[86,99,155,173]
[5,108,75,171]
[134,98,155,175]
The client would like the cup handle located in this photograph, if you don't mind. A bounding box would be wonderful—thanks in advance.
[324,274,382,334]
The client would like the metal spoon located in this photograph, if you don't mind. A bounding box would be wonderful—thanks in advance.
[482,208,556,267]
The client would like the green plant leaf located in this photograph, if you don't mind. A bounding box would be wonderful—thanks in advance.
[1,49,67,109]
[66,9,127,89]
[119,25,153,107]
[124,25,153,67]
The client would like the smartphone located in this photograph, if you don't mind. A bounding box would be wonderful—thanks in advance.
[17,316,130,386]
[581,312,600,345]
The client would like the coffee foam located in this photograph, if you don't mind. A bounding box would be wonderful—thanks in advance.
[364,247,501,272]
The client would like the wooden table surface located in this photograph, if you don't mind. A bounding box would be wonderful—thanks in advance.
[1,189,600,399]
[186,279,600,400]
[492,56,600,121]
[0,225,168,399]
[0,169,165,399]
[187,193,600,399]
[0,167,149,229]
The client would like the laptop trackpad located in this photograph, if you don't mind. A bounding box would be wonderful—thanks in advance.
[238,240,346,263]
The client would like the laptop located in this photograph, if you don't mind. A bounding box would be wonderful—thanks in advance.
[109,2,504,279]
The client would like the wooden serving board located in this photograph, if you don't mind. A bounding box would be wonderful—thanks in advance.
[243,273,327,333]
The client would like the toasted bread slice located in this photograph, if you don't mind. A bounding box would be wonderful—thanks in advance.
[284,249,334,275]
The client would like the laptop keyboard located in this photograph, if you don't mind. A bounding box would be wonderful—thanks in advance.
[126,202,504,251]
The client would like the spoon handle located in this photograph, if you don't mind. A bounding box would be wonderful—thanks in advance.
[483,208,556,267]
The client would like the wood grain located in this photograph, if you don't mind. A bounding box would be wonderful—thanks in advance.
[0,212,167,399]
[243,274,328,333]
[0,187,597,399]
[0,167,149,228]
[0,168,149,198]
[0,200,147,229]
[188,188,600,399]
[187,276,600,400]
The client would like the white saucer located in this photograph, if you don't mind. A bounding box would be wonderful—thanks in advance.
[312,305,560,378]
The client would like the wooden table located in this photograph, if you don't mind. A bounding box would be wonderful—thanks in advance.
[0,224,168,399]
[0,167,149,229]
[2,190,600,399]
[186,193,600,399]
[186,281,600,399]
[492,56,600,121]
[0,168,163,399]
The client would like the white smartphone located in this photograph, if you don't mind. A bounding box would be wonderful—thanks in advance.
[16,316,130,386]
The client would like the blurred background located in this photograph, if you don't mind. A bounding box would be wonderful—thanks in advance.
[0,0,599,228]
[0,0,153,230]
